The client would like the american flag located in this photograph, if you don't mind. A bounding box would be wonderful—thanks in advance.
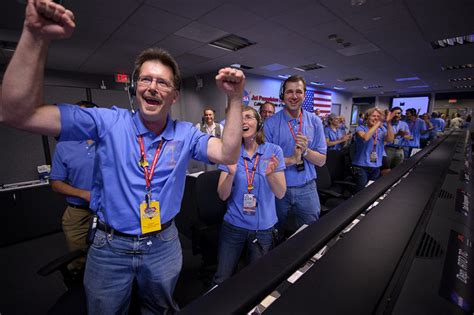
[302,90,332,114]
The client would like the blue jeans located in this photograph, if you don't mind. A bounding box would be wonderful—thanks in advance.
[212,221,274,285]
[352,165,380,192]
[84,222,182,315]
[275,180,320,237]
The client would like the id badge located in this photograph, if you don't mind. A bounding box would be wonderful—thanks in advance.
[393,138,400,146]
[370,151,377,163]
[140,200,161,233]
[243,193,257,215]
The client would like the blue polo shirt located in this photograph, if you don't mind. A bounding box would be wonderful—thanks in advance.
[385,120,410,148]
[58,104,211,234]
[403,118,427,148]
[324,126,346,151]
[353,125,387,168]
[264,109,327,187]
[50,141,95,205]
[430,117,445,136]
[219,143,285,230]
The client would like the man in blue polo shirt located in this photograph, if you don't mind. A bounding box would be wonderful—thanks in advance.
[383,107,411,170]
[264,75,327,239]
[1,1,244,313]
[50,101,98,275]
[402,108,428,158]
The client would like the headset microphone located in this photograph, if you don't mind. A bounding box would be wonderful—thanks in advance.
[127,69,137,113]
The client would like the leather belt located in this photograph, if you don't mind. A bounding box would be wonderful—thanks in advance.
[97,220,173,239]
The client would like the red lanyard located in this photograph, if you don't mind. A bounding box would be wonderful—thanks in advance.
[372,128,379,151]
[287,111,303,141]
[243,154,260,193]
[138,136,164,190]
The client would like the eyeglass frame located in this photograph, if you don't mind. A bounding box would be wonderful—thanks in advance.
[137,75,175,92]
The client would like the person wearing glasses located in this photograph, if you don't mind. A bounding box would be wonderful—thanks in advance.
[213,106,286,285]
[0,1,245,313]
[259,101,276,121]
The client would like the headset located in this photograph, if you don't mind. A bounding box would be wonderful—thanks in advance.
[127,68,137,113]
[279,80,286,101]
[248,106,263,131]
[256,110,263,132]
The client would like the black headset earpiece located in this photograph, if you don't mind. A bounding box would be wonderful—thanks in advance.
[127,68,137,113]
[279,81,285,101]
[128,69,137,97]
[255,110,263,131]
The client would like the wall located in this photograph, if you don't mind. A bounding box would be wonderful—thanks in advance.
[433,98,474,117]
[181,71,353,126]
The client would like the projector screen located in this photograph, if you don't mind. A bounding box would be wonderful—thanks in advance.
[391,96,430,115]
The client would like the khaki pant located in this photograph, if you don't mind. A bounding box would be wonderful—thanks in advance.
[62,205,91,271]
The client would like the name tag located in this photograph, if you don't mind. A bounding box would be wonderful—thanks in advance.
[140,200,161,233]
[243,193,257,216]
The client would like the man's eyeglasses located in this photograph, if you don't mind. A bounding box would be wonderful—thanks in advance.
[137,76,174,92]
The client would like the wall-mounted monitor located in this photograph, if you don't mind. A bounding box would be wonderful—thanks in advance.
[391,95,430,115]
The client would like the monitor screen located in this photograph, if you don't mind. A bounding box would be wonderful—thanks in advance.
[391,96,429,115]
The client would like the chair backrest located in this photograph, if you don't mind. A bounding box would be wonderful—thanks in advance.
[327,148,352,181]
[326,150,345,180]
[195,170,227,225]
[315,165,332,190]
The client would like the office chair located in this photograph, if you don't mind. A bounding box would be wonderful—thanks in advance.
[191,170,227,271]
[315,164,355,215]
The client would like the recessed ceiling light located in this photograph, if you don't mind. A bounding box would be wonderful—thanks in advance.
[310,81,325,86]
[408,85,429,88]
[372,16,382,21]
[442,63,473,71]
[395,76,420,82]
[209,34,256,52]
[278,74,291,79]
[293,63,326,71]
[333,86,346,90]
[431,34,474,49]
[363,85,383,89]
[448,77,472,82]
[338,77,362,82]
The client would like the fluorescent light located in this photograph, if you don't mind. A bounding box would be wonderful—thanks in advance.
[278,75,290,79]
[333,86,346,90]
[395,76,420,82]
[310,81,325,86]
[407,85,429,88]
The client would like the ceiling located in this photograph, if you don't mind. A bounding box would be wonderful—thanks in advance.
[1,0,473,96]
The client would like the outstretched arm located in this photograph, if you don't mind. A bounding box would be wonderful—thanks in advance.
[207,68,245,165]
[1,0,75,136]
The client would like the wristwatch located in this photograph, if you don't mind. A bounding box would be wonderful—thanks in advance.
[302,148,309,157]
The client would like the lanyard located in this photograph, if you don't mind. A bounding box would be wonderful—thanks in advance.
[372,128,379,152]
[287,111,303,141]
[243,154,260,193]
[138,135,164,191]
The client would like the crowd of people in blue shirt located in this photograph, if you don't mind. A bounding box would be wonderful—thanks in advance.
[0,1,470,314]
